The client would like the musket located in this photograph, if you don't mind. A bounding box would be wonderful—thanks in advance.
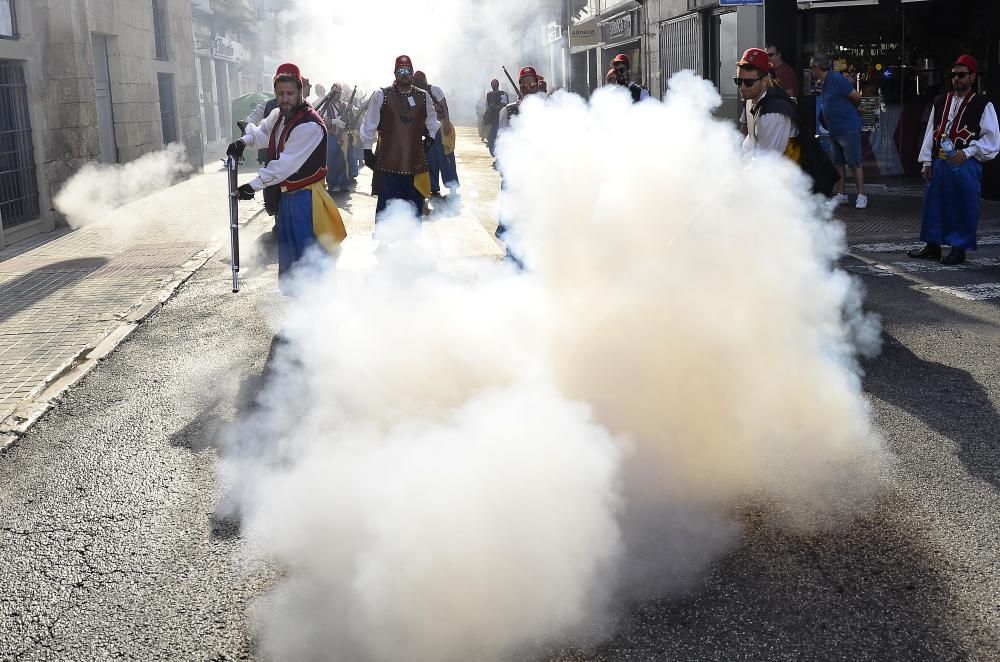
[225,156,241,293]
[502,66,523,100]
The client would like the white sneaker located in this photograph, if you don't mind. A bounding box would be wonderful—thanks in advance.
[833,193,849,205]
[855,194,869,209]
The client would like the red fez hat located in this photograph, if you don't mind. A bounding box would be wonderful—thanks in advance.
[518,66,538,80]
[612,53,631,68]
[395,55,413,70]
[274,62,303,88]
[955,54,977,74]
[737,48,770,74]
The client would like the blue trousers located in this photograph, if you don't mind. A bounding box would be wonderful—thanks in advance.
[277,188,319,277]
[428,128,459,193]
[921,157,983,250]
[376,172,425,221]
[326,135,350,191]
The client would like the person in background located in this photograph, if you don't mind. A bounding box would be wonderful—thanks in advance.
[484,79,509,157]
[319,84,351,193]
[414,71,459,197]
[766,44,799,99]
[810,54,867,209]
[611,53,649,102]
[908,55,999,265]
[499,66,543,130]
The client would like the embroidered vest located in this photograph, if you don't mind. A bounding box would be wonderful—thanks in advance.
[375,86,429,175]
[267,103,328,191]
[932,92,989,158]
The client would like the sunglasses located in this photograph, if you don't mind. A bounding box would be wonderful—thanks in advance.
[733,76,764,87]
[949,71,970,78]
[395,68,413,76]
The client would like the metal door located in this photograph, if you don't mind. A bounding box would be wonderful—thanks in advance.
[660,13,703,97]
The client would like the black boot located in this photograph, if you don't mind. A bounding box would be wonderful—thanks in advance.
[907,243,942,259]
[941,247,967,265]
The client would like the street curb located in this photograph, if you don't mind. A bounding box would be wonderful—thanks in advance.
[0,201,263,454]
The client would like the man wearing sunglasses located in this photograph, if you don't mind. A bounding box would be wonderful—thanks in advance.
[498,66,544,130]
[908,55,999,265]
[810,54,867,209]
[737,48,798,159]
[360,55,441,221]
[611,53,649,103]
[765,44,799,99]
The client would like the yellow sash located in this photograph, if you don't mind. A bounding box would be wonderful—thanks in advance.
[307,180,347,251]
[442,122,457,155]
[784,137,802,165]
[414,171,431,199]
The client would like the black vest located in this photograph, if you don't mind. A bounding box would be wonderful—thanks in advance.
[932,92,991,158]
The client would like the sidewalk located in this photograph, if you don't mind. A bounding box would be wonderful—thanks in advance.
[835,188,1000,241]
[0,166,264,446]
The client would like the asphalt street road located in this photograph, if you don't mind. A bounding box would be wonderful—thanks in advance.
[2,134,999,661]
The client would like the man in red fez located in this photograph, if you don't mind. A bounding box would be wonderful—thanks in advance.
[359,55,441,220]
[909,54,999,265]
[498,66,543,130]
[611,53,649,102]
[227,63,346,290]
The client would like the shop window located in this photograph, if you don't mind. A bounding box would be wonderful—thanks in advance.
[0,60,40,228]
[0,0,16,39]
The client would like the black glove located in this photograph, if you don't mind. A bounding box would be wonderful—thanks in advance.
[226,139,246,160]
[236,120,248,134]
[424,137,435,154]
[363,149,377,170]
[236,183,256,200]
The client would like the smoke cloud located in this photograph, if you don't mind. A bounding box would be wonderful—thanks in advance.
[272,0,560,121]
[221,73,888,662]
[52,143,194,229]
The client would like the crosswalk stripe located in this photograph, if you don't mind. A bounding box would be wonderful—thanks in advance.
[924,283,1000,300]
[850,234,1000,253]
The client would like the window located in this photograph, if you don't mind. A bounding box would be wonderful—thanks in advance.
[0,61,40,228]
[0,0,16,39]
[152,0,168,60]
[157,73,177,145]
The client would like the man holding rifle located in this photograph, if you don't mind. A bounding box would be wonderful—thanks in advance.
[498,66,542,130]
[227,63,346,291]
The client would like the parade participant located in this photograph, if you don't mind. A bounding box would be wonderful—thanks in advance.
[737,48,799,160]
[226,63,346,288]
[611,54,649,102]
[319,83,352,193]
[908,55,999,265]
[498,66,543,130]
[359,55,440,219]
[484,79,509,156]
[414,71,459,197]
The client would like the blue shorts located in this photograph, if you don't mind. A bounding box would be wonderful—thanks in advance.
[829,132,862,169]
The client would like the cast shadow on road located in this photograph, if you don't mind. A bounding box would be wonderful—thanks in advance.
[864,334,1000,490]
[544,516,973,662]
[0,257,109,324]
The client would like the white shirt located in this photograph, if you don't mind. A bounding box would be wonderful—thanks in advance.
[246,100,273,126]
[919,95,1000,166]
[742,91,799,156]
[359,86,440,150]
[240,107,324,191]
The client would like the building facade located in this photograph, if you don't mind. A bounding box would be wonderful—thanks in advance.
[0,0,202,249]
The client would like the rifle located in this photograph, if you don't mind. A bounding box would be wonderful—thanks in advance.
[225,156,241,293]
[502,66,523,100]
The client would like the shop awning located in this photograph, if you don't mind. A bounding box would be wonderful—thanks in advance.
[797,0,879,8]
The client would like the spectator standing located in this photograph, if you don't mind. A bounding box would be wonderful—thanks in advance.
[766,44,799,98]
[810,54,867,209]
[737,49,799,160]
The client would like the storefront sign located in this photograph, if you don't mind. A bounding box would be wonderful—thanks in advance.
[211,36,242,63]
[601,11,639,43]
[571,20,599,47]
[859,96,880,132]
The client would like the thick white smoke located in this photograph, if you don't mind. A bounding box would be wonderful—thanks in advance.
[52,143,193,229]
[273,0,556,121]
[222,73,888,662]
